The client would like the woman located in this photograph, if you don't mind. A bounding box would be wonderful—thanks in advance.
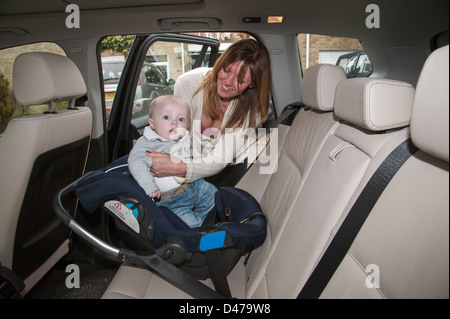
[148,38,273,183]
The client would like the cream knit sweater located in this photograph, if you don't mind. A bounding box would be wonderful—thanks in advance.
[174,67,252,183]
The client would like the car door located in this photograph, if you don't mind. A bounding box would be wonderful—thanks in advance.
[107,33,220,162]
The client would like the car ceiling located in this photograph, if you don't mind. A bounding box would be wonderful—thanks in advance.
[0,0,448,49]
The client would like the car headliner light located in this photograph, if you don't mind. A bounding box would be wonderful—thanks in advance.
[268,16,284,24]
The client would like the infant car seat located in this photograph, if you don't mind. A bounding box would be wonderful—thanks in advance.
[53,155,267,298]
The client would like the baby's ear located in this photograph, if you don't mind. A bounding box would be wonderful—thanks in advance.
[148,118,155,129]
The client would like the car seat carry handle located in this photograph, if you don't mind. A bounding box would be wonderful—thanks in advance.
[53,174,121,259]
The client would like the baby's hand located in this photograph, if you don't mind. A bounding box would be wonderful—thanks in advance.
[149,190,161,199]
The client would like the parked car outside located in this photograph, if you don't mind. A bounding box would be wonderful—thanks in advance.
[336,50,373,78]
[102,56,125,114]
[101,56,174,120]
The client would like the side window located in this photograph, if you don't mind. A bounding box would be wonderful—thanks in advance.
[0,42,66,135]
[355,54,373,77]
[101,55,126,120]
[297,34,372,78]
[100,35,135,122]
[142,63,168,85]
[339,54,359,77]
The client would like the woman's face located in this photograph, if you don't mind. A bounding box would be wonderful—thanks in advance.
[217,61,253,102]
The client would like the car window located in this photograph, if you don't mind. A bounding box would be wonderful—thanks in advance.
[101,55,128,120]
[0,42,66,135]
[341,54,359,76]
[297,34,371,78]
[355,54,373,77]
[103,61,125,83]
[142,64,168,85]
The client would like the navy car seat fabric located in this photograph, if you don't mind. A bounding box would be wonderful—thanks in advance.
[214,187,267,248]
[75,155,267,253]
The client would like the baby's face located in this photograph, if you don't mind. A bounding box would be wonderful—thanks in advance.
[149,102,189,140]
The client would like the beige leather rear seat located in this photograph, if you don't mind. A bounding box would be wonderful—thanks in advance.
[243,79,414,298]
[320,45,449,299]
[102,46,448,298]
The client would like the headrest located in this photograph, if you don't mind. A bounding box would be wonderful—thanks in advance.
[301,64,347,111]
[13,52,87,106]
[334,78,415,131]
[411,45,449,162]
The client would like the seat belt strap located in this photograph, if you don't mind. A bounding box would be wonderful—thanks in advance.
[204,249,233,298]
[272,102,304,127]
[123,249,228,299]
[297,139,417,299]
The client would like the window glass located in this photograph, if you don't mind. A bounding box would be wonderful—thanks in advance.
[355,54,373,76]
[146,53,169,78]
[297,34,372,78]
[0,42,66,135]
[340,54,358,76]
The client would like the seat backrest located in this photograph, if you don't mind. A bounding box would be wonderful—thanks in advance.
[320,45,449,299]
[243,72,415,298]
[237,64,348,296]
[0,52,92,294]
[236,64,347,202]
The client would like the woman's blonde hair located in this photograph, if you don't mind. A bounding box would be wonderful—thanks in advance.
[195,39,272,130]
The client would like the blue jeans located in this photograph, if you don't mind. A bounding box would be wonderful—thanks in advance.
[156,179,217,228]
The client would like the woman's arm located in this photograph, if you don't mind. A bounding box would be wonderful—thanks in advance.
[146,126,251,183]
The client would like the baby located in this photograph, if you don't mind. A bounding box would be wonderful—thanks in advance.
[128,95,217,228]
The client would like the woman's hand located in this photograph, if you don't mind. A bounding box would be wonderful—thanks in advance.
[146,151,187,178]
